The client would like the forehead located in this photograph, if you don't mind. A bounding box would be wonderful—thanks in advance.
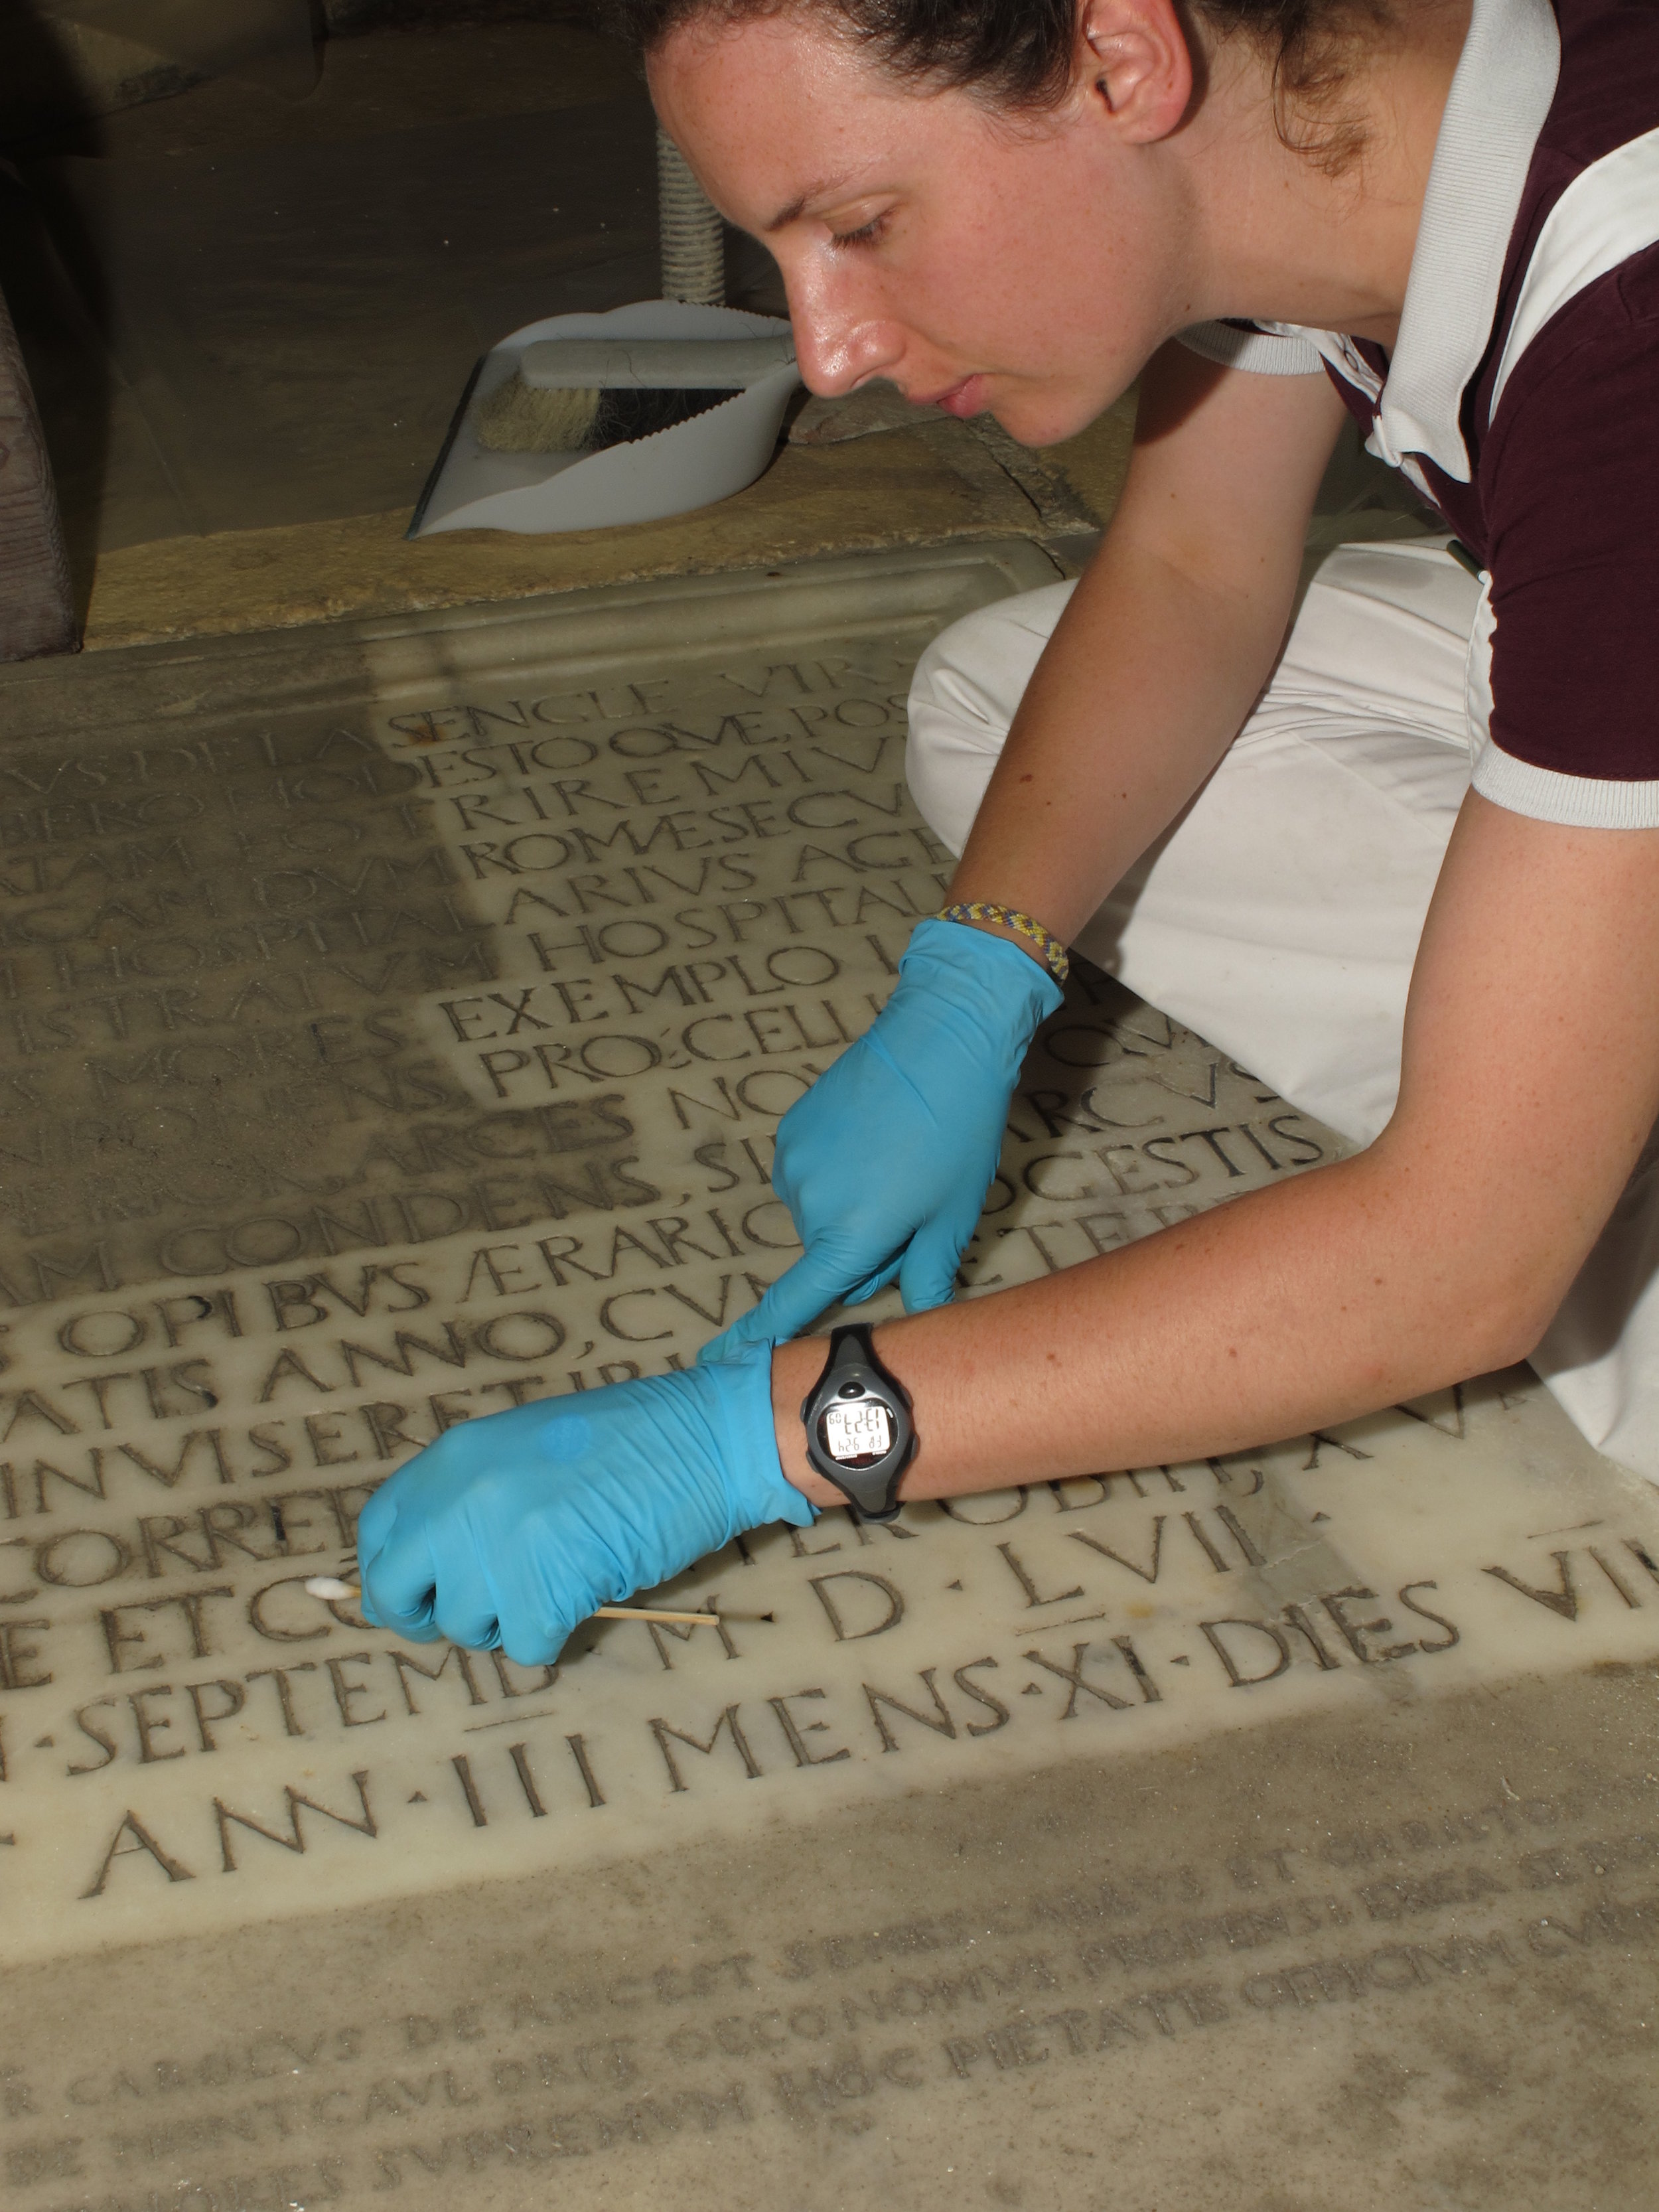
[654,11,1052,235]
[648,11,975,198]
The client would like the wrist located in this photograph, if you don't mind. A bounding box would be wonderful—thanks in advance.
[771,1337,844,1509]
[932,899,1069,985]
[902,915,1064,1027]
[700,1343,816,1530]
[771,1333,927,1515]
[957,911,1053,970]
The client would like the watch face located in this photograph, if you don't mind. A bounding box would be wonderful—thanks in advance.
[821,1396,893,1469]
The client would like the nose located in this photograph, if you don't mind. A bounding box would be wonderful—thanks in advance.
[784,261,906,399]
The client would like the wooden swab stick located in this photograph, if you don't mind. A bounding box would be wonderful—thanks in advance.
[303,1576,726,1626]
[594,1607,727,1627]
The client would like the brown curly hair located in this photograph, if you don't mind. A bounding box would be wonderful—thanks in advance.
[600,0,1398,172]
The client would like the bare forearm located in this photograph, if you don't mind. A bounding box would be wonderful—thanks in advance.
[947,532,1293,943]
[771,796,1659,1508]
[770,1143,1527,1507]
[943,343,1345,950]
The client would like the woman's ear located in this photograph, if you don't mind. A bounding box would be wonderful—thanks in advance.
[1078,0,1194,141]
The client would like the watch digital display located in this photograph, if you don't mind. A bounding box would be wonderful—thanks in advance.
[822,1399,893,1467]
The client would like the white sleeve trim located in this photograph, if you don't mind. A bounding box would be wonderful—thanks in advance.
[1473,741,1659,828]
[1175,321,1327,376]
[1490,123,1659,423]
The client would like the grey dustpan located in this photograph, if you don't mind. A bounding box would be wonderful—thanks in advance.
[407,299,798,537]
[408,129,800,537]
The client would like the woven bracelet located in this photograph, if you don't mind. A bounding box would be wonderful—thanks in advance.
[932,901,1070,985]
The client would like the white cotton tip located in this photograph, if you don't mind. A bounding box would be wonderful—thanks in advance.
[305,1576,356,1601]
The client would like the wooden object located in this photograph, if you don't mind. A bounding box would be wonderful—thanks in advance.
[303,1578,723,1627]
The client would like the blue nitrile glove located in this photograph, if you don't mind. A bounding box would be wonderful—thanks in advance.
[355,1343,811,1664]
[701,917,1062,1358]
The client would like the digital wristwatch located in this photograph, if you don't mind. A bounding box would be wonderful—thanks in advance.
[799,1323,917,1522]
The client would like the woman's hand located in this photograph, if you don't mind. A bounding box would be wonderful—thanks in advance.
[355,1343,812,1663]
[701,917,1060,1358]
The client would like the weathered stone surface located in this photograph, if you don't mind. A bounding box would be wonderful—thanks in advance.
[0,545,1652,2212]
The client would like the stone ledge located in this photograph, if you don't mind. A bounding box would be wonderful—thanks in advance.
[80,420,1050,651]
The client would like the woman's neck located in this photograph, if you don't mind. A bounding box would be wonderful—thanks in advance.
[1181,0,1475,343]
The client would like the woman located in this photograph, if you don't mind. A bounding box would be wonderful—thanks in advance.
[359,0,1659,1659]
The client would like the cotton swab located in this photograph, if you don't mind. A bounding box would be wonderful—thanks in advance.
[302,1576,728,1627]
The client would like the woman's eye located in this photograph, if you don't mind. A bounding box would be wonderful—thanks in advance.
[830,212,889,250]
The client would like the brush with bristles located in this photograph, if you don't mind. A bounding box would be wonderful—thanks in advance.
[474,334,796,457]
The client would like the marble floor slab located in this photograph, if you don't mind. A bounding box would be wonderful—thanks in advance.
[0,544,1655,2209]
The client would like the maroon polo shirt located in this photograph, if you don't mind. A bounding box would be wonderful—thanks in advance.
[1181,0,1659,824]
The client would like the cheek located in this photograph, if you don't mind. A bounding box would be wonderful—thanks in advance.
[929,198,1086,334]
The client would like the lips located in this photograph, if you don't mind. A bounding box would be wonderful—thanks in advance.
[928,376,986,418]
[901,375,986,416]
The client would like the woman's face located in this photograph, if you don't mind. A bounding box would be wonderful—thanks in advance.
[650,12,1193,445]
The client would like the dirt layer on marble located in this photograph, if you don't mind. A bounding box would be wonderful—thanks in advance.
[3,1661,1655,2212]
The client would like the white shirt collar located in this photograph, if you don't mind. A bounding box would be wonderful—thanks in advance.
[1370,0,1560,482]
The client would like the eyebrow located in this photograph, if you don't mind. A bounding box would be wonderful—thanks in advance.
[764,172,858,233]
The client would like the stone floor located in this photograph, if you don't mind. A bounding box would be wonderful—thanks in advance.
[1,17,1652,2212]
